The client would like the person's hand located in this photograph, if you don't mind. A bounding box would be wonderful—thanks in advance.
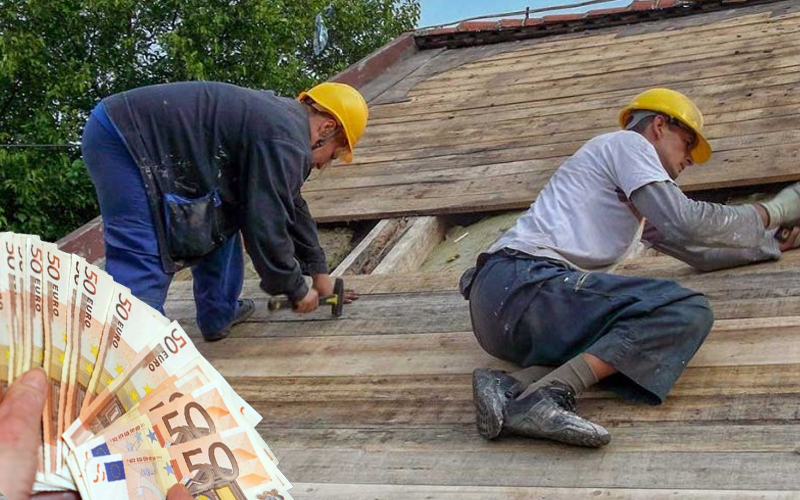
[166,484,194,500]
[34,468,215,500]
[311,274,334,297]
[0,368,54,500]
[313,274,359,304]
[343,289,359,304]
[760,182,800,229]
[776,226,800,252]
[0,369,193,500]
[294,288,320,313]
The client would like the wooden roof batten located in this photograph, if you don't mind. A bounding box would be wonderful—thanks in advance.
[55,1,800,498]
[168,2,800,499]
[58,0,797,253]
[299,0,800,223]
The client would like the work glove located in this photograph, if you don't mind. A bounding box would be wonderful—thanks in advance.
[760,182,800,229]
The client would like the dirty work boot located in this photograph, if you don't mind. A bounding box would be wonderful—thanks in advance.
[504,382,610,448]
[203,299,255,342]
[473,368,523,440]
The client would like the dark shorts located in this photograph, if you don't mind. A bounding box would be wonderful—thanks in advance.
[466,251,714,404]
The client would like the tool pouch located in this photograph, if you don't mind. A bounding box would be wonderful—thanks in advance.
[163,190,225,260]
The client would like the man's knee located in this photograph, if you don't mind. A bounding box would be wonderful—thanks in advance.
[678,294,714,340]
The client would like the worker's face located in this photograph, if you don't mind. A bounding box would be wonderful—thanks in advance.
[310,116,349,169]
[311,132,349,170]
[651,115,696,180]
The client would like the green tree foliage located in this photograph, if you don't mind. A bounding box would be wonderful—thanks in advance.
[0,0,419,240]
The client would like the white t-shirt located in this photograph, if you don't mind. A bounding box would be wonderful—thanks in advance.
[488,131,673,271]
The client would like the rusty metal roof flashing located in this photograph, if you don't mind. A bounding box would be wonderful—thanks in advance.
[414,0,786,50]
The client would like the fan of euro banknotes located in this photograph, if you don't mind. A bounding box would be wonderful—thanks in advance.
[0,232,293,500]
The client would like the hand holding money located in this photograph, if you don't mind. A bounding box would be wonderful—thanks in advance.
[0,232,293,500]
[0,367,188,500]
[0,369,65,500]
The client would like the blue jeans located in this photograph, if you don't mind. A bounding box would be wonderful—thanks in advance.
[81,102,244,336]
[468,251,714,404]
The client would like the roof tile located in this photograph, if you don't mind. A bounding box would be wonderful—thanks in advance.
[522,17,545,26]
[541,13,587,23]
[416,0,762,40]
[587,6,633,16]
[630,1,657,11]
[424,27,457,36]
[498,19,524,28]
[457,21,500,32]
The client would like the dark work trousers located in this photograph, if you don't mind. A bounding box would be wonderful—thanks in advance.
[81,102,244,337]
[467,251,714,404]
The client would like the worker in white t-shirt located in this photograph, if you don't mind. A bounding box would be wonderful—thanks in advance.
[461,88,800,447]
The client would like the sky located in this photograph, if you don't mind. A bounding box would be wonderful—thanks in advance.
[418,0,633,29]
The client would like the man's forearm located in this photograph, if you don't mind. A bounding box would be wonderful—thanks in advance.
[648,237,780,272]
[632,181,766,249]
[289,195,328,275]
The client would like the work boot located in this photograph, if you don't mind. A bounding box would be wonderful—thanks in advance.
[504,382,611,448]
[203,298,255,342]
[473,368,522,440]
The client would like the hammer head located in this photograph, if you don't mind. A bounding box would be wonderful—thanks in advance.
[331,277,344,317]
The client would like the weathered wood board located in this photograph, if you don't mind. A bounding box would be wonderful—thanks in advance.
[303,2,800,222]
[165,244,800,498]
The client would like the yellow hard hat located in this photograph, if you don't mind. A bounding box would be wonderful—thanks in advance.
[619,88,712,164]
[298,82,368,163]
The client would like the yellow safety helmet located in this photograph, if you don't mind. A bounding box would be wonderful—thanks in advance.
[298,82,368,163]
[619,88,712,165]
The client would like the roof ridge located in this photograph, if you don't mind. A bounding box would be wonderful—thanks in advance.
[416,0,632,31]
[415,0,783,49]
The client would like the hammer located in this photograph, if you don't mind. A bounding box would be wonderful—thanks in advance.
[267,277,345,317]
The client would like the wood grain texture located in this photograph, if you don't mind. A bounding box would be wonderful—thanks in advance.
[176,249,800,497]
[302,1,800,222]
[291,484,800,500]
[162,3,800,498]
[332,218,411,276]
[372,216,446,274]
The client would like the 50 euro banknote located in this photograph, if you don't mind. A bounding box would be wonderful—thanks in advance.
[63,321,203,450]
[83,427,293,500]
[68,379,264,497]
